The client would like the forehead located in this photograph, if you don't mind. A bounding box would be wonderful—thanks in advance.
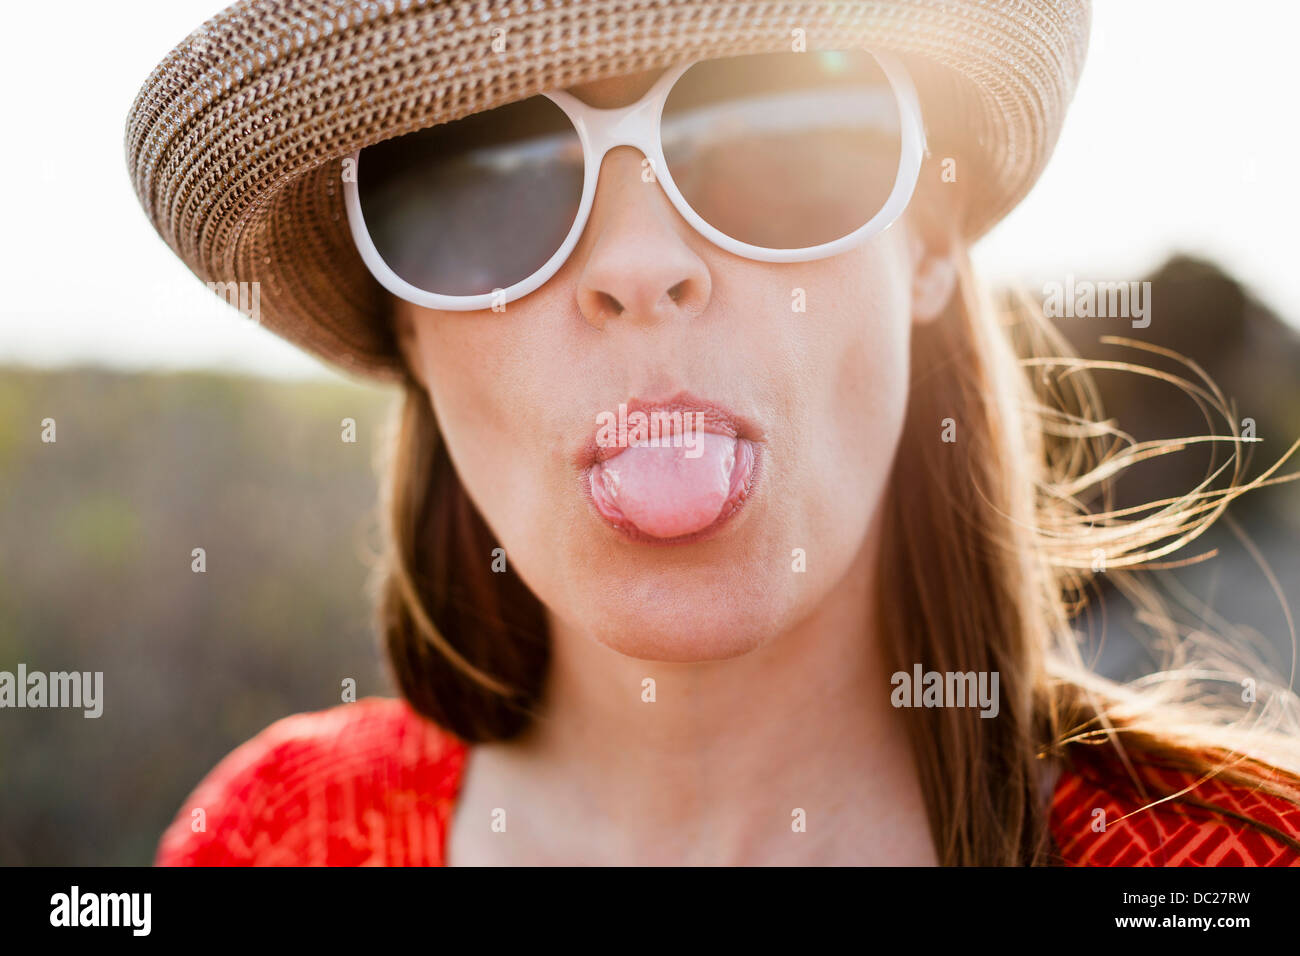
[562,51,879,109]
[563,67,668,108]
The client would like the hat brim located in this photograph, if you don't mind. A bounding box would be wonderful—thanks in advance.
[126,0,1089,381]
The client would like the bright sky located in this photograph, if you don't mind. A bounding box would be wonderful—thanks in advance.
[1,1,1296,381]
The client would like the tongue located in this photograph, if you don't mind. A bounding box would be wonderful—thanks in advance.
[592,432,737,538]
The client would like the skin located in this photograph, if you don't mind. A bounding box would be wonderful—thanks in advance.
[394,68,959,865]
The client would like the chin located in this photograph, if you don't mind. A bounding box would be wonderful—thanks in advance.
[577,566,790,663]
[592,619,768,663]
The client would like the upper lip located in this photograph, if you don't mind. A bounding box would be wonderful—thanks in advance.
[575,391,765,471]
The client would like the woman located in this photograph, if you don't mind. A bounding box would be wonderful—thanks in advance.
[129,0,1300,865]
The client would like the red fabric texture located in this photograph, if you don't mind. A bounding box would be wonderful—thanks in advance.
[1048,741,1300,866]
[156,698,467,866]
[155,697,1300,866]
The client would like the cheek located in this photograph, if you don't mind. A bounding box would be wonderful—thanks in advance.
[412,308,545,546]
[775,236,913,585]
[405,288,588,590]
[829,243,913,478]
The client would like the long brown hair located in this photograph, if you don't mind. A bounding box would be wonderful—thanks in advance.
[373,238,1300,865]
[375,382,548,741]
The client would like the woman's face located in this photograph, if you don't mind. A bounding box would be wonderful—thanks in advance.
[395,68,955,663]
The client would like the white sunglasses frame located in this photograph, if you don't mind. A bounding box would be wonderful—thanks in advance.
[343,48,926,312]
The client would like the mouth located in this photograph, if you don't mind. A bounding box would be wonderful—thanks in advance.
[577,393,763,545]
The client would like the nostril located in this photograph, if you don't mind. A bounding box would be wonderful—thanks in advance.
[597,291,625,317]
[667,280,688,304]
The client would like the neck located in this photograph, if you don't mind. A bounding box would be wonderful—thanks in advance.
[482,521,936,865]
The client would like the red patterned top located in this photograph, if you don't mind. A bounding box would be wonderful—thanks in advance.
[155,697,1300,866]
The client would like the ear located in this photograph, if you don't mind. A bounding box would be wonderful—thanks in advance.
[908,231,958,325]
[392,297,430,389]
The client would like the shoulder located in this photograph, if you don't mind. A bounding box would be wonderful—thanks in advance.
[155,697,468,866]
[1049,743,1300,866]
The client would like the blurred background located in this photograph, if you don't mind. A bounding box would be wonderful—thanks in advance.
[1,2,1297,864]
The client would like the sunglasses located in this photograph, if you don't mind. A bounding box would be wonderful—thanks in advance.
[344,48,925,311]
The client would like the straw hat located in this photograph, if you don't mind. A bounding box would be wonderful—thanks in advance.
[125,0,1090,382]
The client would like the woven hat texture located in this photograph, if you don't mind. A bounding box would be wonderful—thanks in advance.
[125,0,1091,381]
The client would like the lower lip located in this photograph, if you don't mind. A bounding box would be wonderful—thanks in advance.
[583,437,760,545]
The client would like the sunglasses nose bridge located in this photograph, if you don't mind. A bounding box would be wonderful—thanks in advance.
[584,95,662,159]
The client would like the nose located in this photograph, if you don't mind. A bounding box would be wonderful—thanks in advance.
[575,147,712,330]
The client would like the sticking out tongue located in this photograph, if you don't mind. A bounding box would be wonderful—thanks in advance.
[591,432,740,538]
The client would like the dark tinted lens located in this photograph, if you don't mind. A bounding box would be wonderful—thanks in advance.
[357,96,584,297]
[661,50,901,249]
